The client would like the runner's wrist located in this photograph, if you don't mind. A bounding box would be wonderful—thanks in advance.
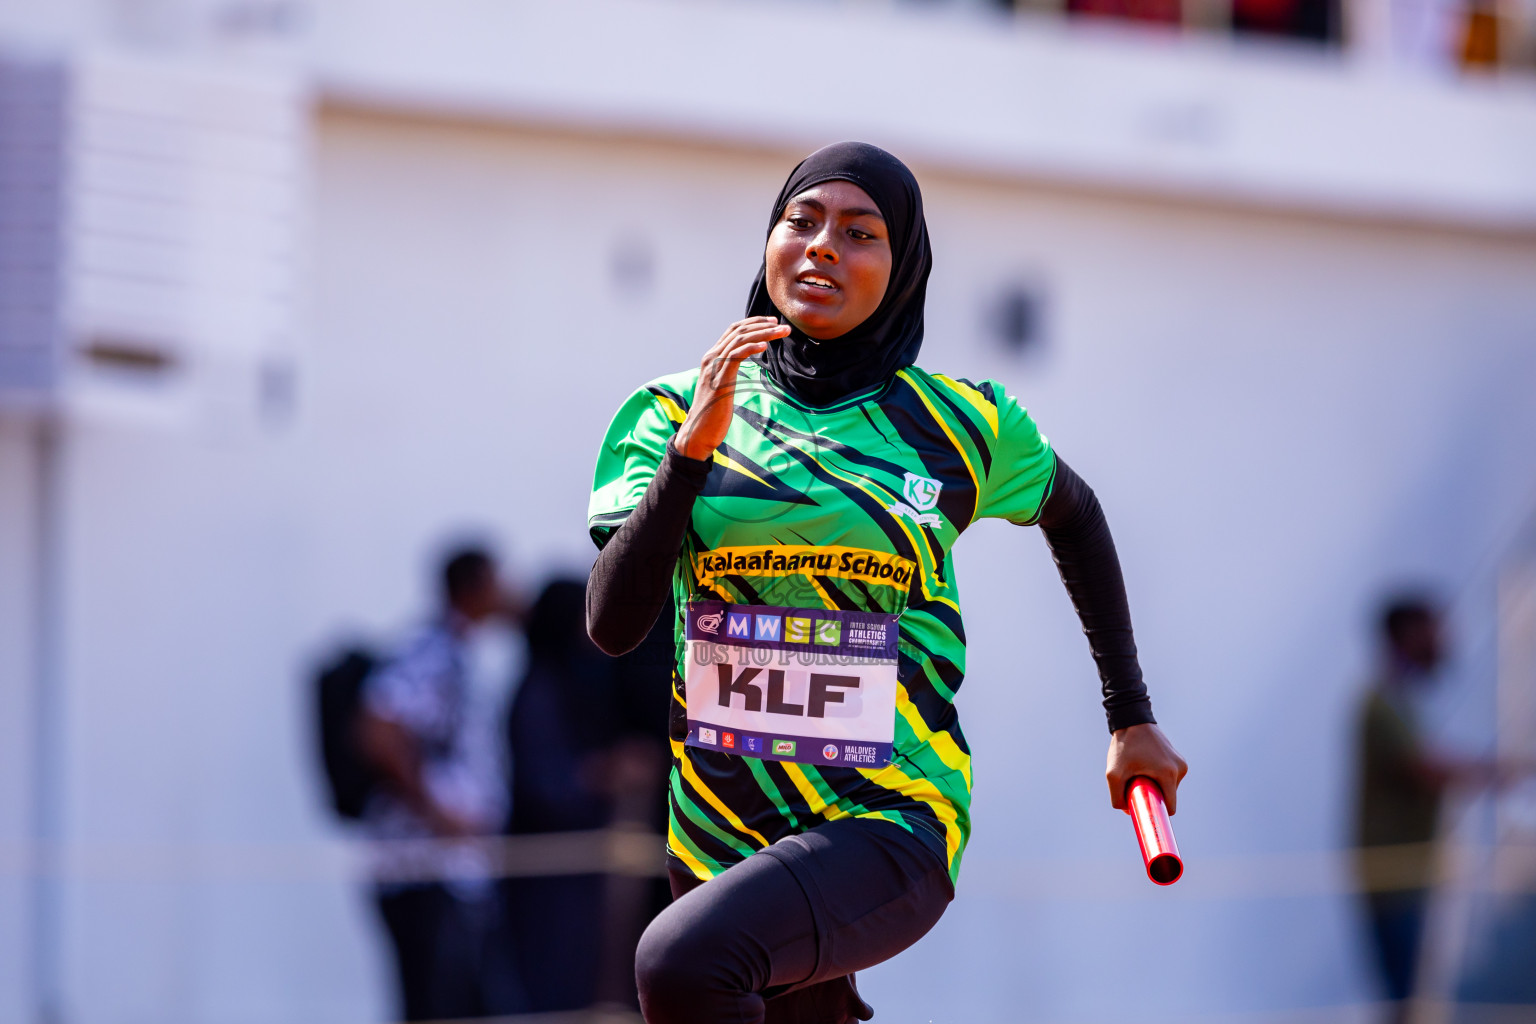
[1106,700,1156,734]
[666,436,715,479]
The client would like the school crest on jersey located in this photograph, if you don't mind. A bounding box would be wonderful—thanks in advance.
[889,472,944,527]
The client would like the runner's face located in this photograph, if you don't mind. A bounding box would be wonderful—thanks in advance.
[765,181,892,341]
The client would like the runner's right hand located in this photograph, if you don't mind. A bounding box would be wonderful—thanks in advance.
[674,317,791,461]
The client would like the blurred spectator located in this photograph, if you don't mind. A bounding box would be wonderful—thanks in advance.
[1352,595,1503,1021]
[1457,0,1501,67]
[505,580,671,1012]
[357,547,524,1021]
[1232,0,1339,40]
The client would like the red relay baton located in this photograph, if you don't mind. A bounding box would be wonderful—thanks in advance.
[1126,776,1183,885]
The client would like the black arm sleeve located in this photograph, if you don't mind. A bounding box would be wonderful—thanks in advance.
[586,440,712,656]
[1036,456,1157,733]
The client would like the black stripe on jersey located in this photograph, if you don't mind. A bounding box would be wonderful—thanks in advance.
[1017,452,1060,527]
[849,577,885,612]
[811,576,862,611]
[965,379,1000,410]
[735,410,921,565]
[695,583,735,602]
[674,769,764,853]
[737,409,949,574]
[879,377,978,528]
[704,442,818,506]
[899,643,970,722]
[757,758,817,821]
[760,760,899,828]
[926,381,993,477]
[647,384,691,412]
[722,575,765,604]
[859,405,896,449]
[683,527,738,603]
[917,523,948,585]
[590,510,632,526]
[909,595,967,645]
[589,510,634,549]
[735,406,909,482]
[897,804,951,851]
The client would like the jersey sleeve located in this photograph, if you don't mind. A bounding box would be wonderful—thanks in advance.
[587,383,686,547]
[973,382,1057,525]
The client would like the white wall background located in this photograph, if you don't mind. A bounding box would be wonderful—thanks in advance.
[0,103,1532,1022]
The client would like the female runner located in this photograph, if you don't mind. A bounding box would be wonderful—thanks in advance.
[586,142,1187,1024]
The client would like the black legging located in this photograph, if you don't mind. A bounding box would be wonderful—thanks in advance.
[635,818,954,1024]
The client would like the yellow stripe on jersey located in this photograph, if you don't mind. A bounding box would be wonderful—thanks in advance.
[651,392,688,425]
[895,684,973,788]
[666,820,713,880]
[679,756,771,847]
[795,448,948,605]
[866,761,964,867]
[712,450,773,488]
[780,763,854,822]
[931,373,1000,438]
[896,370,980,495]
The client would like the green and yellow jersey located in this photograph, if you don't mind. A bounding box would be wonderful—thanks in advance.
[588,360,1056,884]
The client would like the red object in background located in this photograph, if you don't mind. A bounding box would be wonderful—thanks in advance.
[1232,0,1300,33]
[1068,0,1182,25]
[1127,777,1183,885]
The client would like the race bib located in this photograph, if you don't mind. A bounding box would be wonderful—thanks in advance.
[683,600,898,768]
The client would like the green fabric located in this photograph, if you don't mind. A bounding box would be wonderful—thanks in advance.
[588,361,1055,883]
[1355,688,1442,849]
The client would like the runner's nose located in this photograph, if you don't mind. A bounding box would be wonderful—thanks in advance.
[806,243,838,265]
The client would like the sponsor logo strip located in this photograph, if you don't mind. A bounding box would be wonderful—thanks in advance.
[687,721,890,768]
[687,601,898,660]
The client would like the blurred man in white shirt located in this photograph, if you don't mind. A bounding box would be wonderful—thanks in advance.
[358,547,522,1021]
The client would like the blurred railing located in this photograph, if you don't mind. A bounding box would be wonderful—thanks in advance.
[734,0,1536,75]
[4,830,1536,893]
[3,829,1536,1022]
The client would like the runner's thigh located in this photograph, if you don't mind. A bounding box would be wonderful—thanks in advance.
[636,850,819,1022]
[760,817,954,983]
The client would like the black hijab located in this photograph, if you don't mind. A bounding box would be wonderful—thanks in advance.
[747,142,932,407]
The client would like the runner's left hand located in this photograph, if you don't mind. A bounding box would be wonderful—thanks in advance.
[1106,723,1187,814]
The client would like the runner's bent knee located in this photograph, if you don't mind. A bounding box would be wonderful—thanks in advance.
[635,903,754,1017]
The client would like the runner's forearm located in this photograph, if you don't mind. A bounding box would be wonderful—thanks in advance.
[587,440,712,656]
[1037,456,1156,733]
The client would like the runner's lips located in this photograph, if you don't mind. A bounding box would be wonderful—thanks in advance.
[795,271,840,292]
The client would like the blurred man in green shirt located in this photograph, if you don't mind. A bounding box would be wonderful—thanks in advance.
[1354,597,1498,1021]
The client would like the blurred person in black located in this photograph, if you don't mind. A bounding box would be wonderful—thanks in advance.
[1230,0,1339,41]
[357,547,525,1021]
[1353,595,1505,1020]
[505,579,671,1012]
